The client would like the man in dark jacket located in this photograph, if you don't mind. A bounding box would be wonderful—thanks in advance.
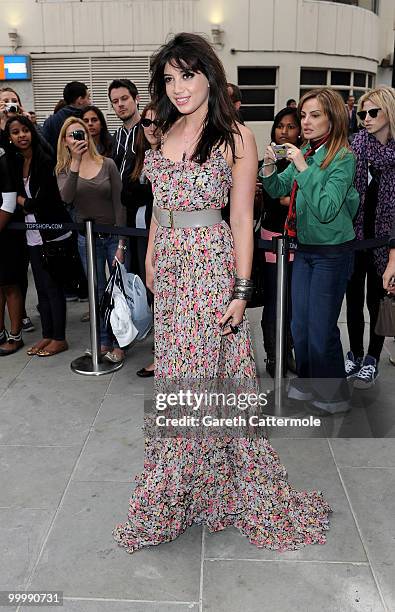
[109,79,141,223]
[42,81,91,151]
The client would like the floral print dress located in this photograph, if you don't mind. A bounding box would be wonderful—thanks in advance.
[113,148,331,553]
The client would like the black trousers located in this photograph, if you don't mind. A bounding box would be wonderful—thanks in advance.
[29,245,67,341]
[346,250,385,362]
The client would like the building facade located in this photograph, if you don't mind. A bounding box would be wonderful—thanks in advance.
[0,0,394,154]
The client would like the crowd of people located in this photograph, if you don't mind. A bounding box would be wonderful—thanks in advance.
[0,43,394,396]
[0,31,394,557]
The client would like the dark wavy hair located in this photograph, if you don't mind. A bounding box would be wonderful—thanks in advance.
[270,107,301,143]
[149,32,240,164]
[82,105,113,157]
[131,102,159,181]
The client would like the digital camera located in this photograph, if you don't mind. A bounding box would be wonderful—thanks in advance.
[5,103,19,114]
[71,130,85,141]
[272,144,288,160]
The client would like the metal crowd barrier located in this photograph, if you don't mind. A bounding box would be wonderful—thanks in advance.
[7,220,390,407]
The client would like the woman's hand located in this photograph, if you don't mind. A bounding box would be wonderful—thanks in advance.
[17,195,26,207]
[112,247,125,267]
[383,251,395,294]
[68,139,88,162]
[284,143,307,172]
[145,258,155,294]
[219,299,246,336]
[262,144,277,176]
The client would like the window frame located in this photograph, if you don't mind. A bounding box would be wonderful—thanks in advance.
[237,65,278,123]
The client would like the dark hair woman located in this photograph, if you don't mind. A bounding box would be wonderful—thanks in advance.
[5,115,72,356]
[0,149,25,356]
[82,105,113,157]
[260,107,301,377]
[113,33,331,556]
[261,87,360,415]
[346,86,395,388]
[128,101,161,378]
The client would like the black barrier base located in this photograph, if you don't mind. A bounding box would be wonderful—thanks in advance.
[71,355,123,376]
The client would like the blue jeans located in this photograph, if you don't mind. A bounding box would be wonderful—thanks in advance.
[78,233,119,348]
[291,248,354,402]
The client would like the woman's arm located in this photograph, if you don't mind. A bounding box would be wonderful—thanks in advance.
[145,215,158,294]
[295,151,355,223]
[56,139,87,204]
[107,159,127,265]
[219,124,257,334]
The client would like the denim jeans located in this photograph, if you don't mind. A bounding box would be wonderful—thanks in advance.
[78,233,119,348]
[291,248,354,402]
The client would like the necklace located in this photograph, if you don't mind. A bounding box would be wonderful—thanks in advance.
[181,118,204,161]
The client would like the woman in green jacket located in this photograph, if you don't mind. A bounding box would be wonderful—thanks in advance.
[261,88,359,414]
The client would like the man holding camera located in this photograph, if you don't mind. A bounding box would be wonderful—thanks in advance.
[42,81,91,151]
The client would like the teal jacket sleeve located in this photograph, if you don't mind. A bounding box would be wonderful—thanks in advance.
[260,162,296,198]
[295,151,356,224]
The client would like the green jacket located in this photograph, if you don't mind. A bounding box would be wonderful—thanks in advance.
[261,145,360,245]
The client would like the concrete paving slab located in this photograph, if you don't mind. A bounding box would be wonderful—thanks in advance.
[20,601,199,611]
[0,446,80,509]
[330,439,395,467]
[204,439,367,563]
[0,381,104,446]
[72,395,144,482]
[0,508,53,591]
[29,482,202,602]
[202,559,384,612]
[341,467,395,611]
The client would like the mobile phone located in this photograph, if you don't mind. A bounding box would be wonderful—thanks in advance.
[72,130,85,141]
[272,144,288,159]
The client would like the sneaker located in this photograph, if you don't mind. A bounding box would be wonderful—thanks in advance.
[65,294,78,302]
[309,399,351,416]
[345,351,363,379]
[22,317,35,333]
[287,379,313,402]
[353,355,379,389]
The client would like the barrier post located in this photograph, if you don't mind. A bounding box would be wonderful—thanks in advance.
[274,235,288,411]
[71,219,123,376]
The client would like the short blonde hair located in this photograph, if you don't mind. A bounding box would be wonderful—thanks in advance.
[55,116,103,175]
[357,86,395,139]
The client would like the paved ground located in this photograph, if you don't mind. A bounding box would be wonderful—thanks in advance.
[1,287,394,612]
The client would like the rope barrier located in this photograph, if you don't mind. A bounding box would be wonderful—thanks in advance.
[7,221,390,252]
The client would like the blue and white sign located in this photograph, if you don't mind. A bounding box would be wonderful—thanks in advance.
[0,56,30,81]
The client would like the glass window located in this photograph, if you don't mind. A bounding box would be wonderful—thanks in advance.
[240,106,275,122]
[238,66,277,123]
[312,0,378,14]
[331,71,351,86]
[300,69,327,85]
[240,89,274,105]
[354,72,366,87]
[238,67,276,86]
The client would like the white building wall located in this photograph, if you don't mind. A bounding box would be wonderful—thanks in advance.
[0,0,393,154]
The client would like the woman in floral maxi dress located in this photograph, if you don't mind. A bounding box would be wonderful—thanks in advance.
[113,32,331,553]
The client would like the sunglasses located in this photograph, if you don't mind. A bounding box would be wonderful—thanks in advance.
[356,108,382,120]
[141,118,159,128]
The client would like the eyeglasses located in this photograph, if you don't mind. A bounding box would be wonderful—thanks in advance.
[356,108,382,120]
[141,118,159,128]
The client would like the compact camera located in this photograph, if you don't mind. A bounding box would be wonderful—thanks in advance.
[272,144,288,160]
[5,103,19,114]
[71,130,85,141]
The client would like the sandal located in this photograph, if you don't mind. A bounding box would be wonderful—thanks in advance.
[37,341,68,357]
[27,339,51,356]
[103,350,124,363]
[0,331,24,356]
